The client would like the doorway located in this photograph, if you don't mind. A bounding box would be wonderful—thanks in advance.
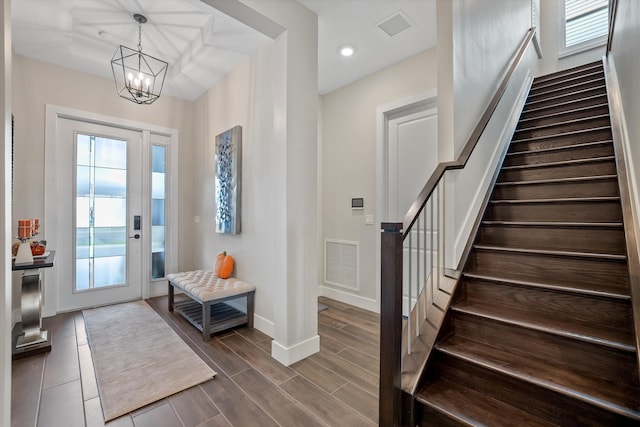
[44,106,178,314]
[376,91,438,311]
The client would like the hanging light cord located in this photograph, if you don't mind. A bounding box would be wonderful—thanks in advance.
[137,21,143,52]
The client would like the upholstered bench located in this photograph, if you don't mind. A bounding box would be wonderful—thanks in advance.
[167,270,255,340]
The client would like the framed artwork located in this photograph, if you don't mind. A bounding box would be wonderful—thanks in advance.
[214,125,242,234]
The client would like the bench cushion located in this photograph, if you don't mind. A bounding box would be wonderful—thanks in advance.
[167,270,255,301]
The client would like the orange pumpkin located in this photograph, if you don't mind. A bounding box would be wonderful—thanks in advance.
[214,251,234,279]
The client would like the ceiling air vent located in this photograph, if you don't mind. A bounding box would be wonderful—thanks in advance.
[377,11,414,37]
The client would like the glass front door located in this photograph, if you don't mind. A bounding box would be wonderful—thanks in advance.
[75,134,128,291]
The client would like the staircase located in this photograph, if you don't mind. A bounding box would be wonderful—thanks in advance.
[413,62,640,425]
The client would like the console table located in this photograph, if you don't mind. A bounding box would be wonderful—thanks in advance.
[12,250,55,359]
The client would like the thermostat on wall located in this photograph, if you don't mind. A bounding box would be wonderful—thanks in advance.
[351,198,364,210]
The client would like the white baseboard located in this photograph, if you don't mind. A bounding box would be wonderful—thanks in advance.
[253,313,274,338]
[318,285,378,313]
[149,281,168,298]
[271,334,320,366]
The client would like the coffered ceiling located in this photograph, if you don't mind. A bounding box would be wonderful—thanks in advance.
[11,0,436,100]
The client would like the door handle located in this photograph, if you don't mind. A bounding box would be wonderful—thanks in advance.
[129,234,141,239]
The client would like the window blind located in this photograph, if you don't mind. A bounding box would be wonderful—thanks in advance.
[565,0,609,48]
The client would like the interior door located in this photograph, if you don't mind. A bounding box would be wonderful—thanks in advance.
[56,118,143,311]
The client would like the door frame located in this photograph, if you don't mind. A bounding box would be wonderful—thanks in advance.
[44,105,179,316]
[375,90,437,312]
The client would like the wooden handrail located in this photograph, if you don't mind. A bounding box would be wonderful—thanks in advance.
[402,27,537,238]
[606,0,618,53]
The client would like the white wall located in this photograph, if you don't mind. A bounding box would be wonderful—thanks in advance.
[537,0,606,76]
[220,0,320,366]
[439,0,540,267]
[609,0,640,250]
[320,48,437,310]
[1,0,11,424]
[191,42,282,337]
[11,54,196,316]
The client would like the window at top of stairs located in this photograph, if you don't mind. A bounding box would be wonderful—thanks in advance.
[562,0,609,55]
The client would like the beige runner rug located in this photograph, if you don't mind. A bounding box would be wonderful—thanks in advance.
[83,300,216,421]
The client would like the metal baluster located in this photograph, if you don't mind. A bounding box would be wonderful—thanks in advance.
[436,184,441,291]
[430,194,434,307]
[407,231,412,354]
[423,206,427,319]
[415,214,420,335]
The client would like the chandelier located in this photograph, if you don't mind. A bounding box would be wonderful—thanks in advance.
[111,13,168,105]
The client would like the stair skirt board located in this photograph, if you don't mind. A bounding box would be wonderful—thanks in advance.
[411,61,640,425]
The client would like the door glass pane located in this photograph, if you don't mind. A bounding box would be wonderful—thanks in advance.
[151,145,166,279]
[75,134,127,290]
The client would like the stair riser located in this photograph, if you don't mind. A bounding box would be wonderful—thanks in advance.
[513,116,611,140]
[528,79,606,103]
[533,63,603,86]
[530,71,605,94]
[521,95,609,120]
[466,249,629,293]
[517,104,610,129]
[426,352,636,426]
[504,143,615,167]
[525,87,607,110]
[476,225,626,255]
[499,160,617,182]
[416,405,466,427]
[459,279,633,332]
[451,312,637,387]
[510,128,613,152]
[486,201,623,223]
[492,179,620,200]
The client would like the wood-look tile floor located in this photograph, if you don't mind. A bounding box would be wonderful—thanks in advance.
[11,296,380,427]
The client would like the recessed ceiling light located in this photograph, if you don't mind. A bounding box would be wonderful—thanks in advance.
[339,45,356,57]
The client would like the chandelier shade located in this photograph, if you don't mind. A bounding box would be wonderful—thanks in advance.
[111,14,168,105]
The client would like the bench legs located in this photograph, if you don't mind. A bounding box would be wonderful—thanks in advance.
[202,301,212,341]
[168,282,174,312]
[247,291,255,328]
[167,281,255,341]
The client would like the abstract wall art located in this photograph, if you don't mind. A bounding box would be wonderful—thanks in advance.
[214,125,242,234]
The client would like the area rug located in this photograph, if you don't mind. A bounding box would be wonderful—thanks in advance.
[83,300,216,421]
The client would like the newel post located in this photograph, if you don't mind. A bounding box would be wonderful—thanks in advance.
[379,222,404,426]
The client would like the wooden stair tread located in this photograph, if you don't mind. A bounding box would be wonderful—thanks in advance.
[436,336,640,418]
[518,103,609,125]
[490,196,620,204]
[531,71,604,93]
[451,302,635,351]
[528,78,606,100]
[525,85,606,106]
[473,244,627,261]
[417,378,557,427]
[522,94,608,116]
[532,62,602,84]
[501,156,615,171]
[511,126,611,144]
[496,174,617,186]
[506,140,612,157]
[462,272,630,300]
[515,114,610,133]
[481,221,623,229]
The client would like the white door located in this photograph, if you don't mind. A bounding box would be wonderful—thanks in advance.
[387,107,438,221]
[55,118,143,311]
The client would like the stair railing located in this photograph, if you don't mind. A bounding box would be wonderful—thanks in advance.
[604,0,640,380]
[379,27,537,426]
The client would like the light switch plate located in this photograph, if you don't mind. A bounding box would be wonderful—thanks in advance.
[194,216,200,224]
[365,215,374,225]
